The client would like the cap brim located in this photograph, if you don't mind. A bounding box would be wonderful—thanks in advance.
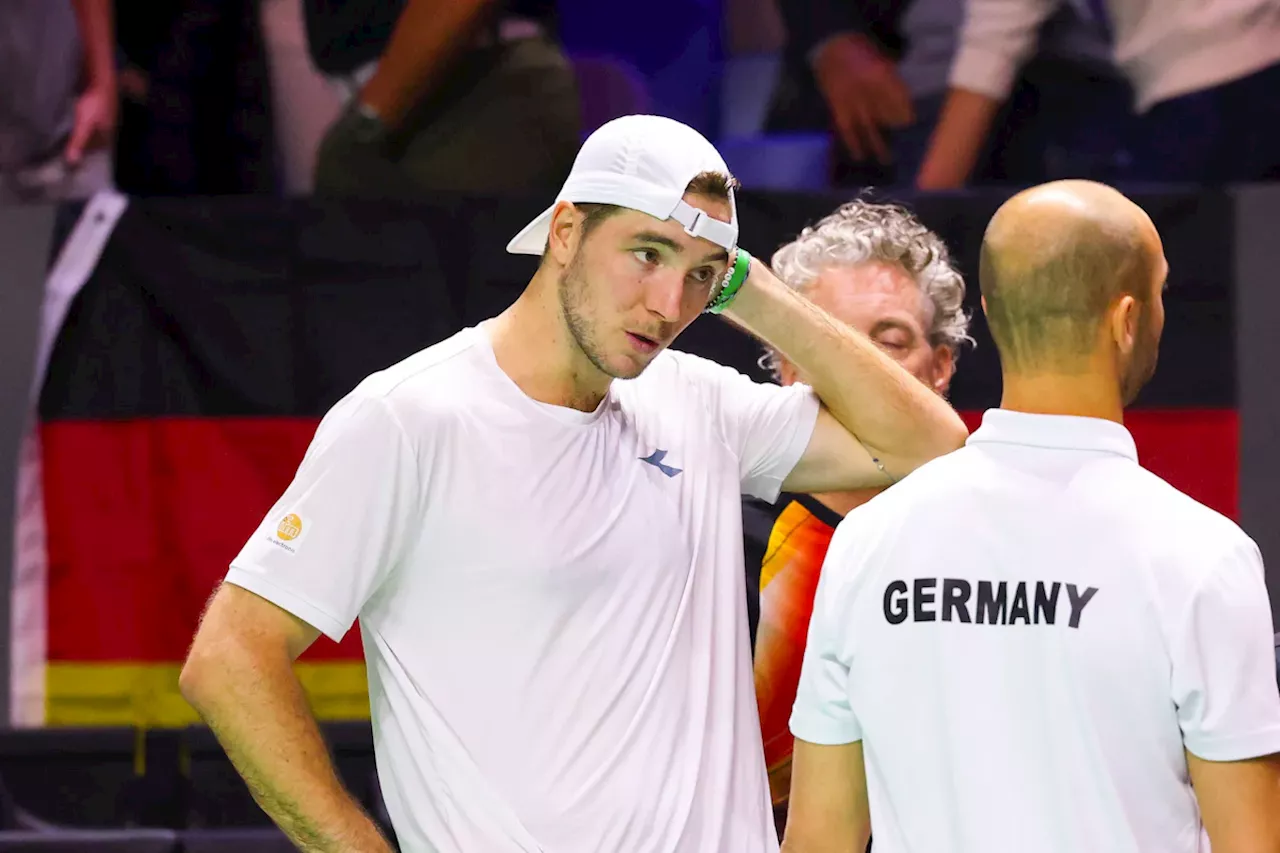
[506,204,556,255]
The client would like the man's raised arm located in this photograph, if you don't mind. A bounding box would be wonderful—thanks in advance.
[723,257,969,493]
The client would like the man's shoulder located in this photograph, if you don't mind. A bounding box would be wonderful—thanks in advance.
[625,347,784,409]
[363,327,483,392]
[332,327,488,428]
[1118,464,1259,572]
[871,445,1257,576]
[615,349,722,412]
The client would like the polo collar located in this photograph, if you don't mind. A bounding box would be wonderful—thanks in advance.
[967,409,1138,462]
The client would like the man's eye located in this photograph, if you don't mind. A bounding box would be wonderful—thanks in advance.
[632,249,660,265]
[689,267,716,284]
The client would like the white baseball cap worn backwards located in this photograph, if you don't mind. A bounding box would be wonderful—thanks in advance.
[505,114,739,256]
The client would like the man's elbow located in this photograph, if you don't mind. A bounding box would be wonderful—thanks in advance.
[911,409,969,466]
[939,412,970,453]
[179,638,219,711]
[179,626,244,712]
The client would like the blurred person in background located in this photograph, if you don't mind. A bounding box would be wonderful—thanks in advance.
[306,0,582,196]
[765,0,1128,188]
[112,0,278,196]
[917,0,1280,187]
[258,0,344,195]
[743,199,972,837]
[0,0,117,204]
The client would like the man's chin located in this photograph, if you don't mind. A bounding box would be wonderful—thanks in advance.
[608,360,651,381]
[604,349,660,381]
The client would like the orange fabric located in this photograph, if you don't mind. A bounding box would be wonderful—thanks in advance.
[753,500,835,805]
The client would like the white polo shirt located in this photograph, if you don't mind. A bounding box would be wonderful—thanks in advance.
[226,323,819,853]
[791,409,1280,853]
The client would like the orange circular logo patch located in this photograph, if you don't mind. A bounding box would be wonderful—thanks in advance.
[276,513,303,541]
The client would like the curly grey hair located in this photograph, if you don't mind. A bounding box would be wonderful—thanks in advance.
[762,199,973,377]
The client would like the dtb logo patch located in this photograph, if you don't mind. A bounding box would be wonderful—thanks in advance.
[267,512,309,555]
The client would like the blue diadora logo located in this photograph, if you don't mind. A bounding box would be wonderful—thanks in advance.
[639,449,682,478]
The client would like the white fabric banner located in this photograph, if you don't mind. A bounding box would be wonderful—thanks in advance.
[10,191,128,726]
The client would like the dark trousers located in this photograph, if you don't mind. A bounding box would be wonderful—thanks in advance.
[314,35,582,197]
[1124,60,1280,183]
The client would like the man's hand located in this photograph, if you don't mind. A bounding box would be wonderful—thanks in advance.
[181,584,394,853]
[812,32,915,165]
[66,0,118,167]
[118,65,150,104]
[65,82,118,167]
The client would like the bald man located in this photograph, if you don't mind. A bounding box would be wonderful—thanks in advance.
[780,181,1280,853]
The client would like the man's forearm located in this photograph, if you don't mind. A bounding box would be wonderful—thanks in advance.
[725,258,968,468]
[181,644,391,853]
[69,0,117,92]
[915,87,1002,189]
[357,0,495,128]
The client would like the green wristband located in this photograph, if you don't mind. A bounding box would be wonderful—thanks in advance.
[705,248,752,314]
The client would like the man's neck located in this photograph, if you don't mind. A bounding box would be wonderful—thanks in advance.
[487,273,612,412]
[999,366,1125,425]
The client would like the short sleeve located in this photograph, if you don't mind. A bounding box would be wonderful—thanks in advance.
[948,0,1058,100]
[789,519,863,745]
[1171,536,1280,761]
[674,352,819,502]
[225,390,421,643]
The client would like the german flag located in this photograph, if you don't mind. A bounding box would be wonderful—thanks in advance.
[27,191,1239,727]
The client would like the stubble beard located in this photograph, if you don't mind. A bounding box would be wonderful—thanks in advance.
[558,249,654,381]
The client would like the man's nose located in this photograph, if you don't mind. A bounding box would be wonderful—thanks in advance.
[645,269,684,323]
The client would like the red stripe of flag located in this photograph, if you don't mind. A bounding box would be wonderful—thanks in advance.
[43,409,1237,663]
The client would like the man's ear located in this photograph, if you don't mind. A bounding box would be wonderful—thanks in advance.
[547,201,582,267]
[1109,293,1139,358]
[931,345,956,397]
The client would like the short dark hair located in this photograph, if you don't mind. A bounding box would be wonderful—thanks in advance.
[980,221,1150,371]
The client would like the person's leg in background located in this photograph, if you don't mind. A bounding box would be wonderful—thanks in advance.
[975,55,1133,187]
[258,0,343,196]
[1031,59,1133,185]
[114,0,279,196]
[1125,60,1280,184]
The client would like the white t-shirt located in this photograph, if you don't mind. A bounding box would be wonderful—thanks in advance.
[226,324,820,853]
[791,409,1280,853]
